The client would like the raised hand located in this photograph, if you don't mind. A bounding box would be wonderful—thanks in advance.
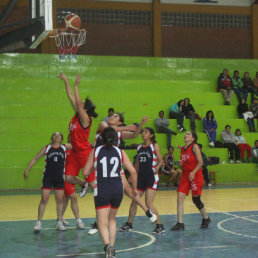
[58,72,67,81]
[75,74,81,85]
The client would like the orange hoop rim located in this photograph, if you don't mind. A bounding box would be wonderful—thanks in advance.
[48,28,86,38]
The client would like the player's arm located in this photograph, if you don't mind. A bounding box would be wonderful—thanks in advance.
[24,146,46,180]
[189,144,203,181]
[74,74,91,128]
[58,73,77,112]
[154,143,163,174]
[122,150,137,197]
[65,143,72,150]
[82,150,94,177]
[122,116,148,139]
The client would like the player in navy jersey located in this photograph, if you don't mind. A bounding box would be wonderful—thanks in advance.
[87,114,157,235]
[120,127,165,234]
[83,127,137,258]
[24,132,72,232]
[171,131,210,231]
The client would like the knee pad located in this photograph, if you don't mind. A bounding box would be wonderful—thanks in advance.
[192,196,204,210]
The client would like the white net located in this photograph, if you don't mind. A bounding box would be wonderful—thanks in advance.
[54,29,86,60]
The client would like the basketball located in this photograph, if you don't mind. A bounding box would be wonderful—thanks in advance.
[64,13,81,30]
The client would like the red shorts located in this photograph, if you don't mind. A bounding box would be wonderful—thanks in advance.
[177,171,203,196]
[65,148,94,182]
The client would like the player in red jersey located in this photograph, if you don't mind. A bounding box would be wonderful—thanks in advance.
[58,73,97,229]
[171,130,211,231]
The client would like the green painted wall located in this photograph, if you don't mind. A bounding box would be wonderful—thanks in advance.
[0,54,257,189]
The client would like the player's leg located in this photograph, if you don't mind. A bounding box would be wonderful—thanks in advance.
[108,208,118,246]
[96,207,111,244]
[122,174,157,223]
[145,188,165,234]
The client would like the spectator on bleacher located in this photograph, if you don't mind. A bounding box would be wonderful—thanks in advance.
[232,70,247,102]
[217,68,234,105]
[155,111,177,149]
[198,144,212,187]
[235,129,252,163]
[250,98,258,120]
[251,140,258,164]
[221,125,241,163]
[182,98,200,132]
[237,98,256,132]
[162,146,182,187]
[242,72,257,101]
[203,110,217,147]
[103,107,114,123]
[169,100,186,132]
[253,72,258,94]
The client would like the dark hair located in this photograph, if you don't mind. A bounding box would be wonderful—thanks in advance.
[198,143,202,149]
[205,110,215,123]
[168,146,174,151]
[184,98,190,102]
[225,125,231,129]
[235,129,241,135]
[144,127,156,143]
[177,99,184,107]
[234,70,239,75]
[116,112,124,125]
[159,110,164,116]
[84,97,98,118]
[190,130,198,143]
[108,108,114,113]
[102,127,118,146]
[255,140,258,144]
[50,132,63,143]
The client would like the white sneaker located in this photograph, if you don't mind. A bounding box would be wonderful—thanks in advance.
[34,220,41,231]
[207,183,212,187]
[209,142,215,147]
[236,160,241,163]
[62,219,69,226]
[79,182,88,198]
[76,219,85,230]
[57,220,66,231]
[88,222,98,235]
[229,159,234,164]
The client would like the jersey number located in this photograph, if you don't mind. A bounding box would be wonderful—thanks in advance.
[100,157,119,178]
[140,156,146,162]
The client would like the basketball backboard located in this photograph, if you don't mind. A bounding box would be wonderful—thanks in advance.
[29,0,53,49]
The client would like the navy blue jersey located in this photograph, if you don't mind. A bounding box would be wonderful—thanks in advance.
[94,145,123,197]
[44,144,66,178]
[94,131,121,148]
[137,143,157,175]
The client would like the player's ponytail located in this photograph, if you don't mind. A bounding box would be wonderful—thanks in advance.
[191,130,198,144]
[145,127,156,143]
[84,97,98,118]
[102,127,118,146]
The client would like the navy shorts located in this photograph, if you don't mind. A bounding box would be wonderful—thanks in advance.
[137,172,159,191]
[42,175,64,190]
[94,180,123,209]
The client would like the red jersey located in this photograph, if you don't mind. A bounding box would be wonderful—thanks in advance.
[69,114,92,152]
[181,143,202,175]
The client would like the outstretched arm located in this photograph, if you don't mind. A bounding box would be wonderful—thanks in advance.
[74,75,91,128]
[122,116,148,139]
[122,150,137,197]
[24,146,46,180]
[58,73,77,112]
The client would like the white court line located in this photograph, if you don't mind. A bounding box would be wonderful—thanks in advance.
[184,245,229,250]
[56,229,156,257]
[217,215,258,239]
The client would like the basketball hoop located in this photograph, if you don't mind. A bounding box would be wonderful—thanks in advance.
[51,28,86,61]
